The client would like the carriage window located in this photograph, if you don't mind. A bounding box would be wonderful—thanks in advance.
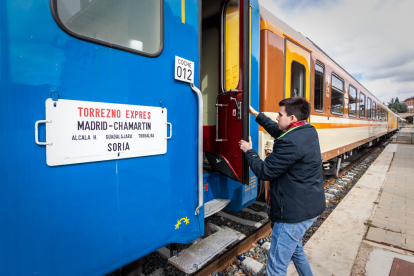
[349,85,357,117]
[314,63,324,112]
[55,0,163,56]
[291,61,306,98]
[367,98,372,119]
[331,74,344,114]
[360,92,366,118]
[373,102,376,120]
[224,0,239,91]
[377,106,380,120]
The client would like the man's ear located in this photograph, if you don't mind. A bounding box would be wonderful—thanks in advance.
[291,115,298,122]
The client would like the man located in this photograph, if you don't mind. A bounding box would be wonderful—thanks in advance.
[239,97,325,276]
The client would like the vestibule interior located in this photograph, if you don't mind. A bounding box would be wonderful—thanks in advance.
[201,0,223,155]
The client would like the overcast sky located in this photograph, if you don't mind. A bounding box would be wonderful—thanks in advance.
[259,0,414,104]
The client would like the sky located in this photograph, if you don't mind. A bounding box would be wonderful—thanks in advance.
[259,0,414,104]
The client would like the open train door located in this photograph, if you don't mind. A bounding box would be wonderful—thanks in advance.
[210,0,253,184]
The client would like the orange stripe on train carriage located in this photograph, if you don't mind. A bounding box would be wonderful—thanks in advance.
[311,123,381,129]
[259,123,381,132]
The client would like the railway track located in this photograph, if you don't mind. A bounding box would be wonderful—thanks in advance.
[108,145,387,276]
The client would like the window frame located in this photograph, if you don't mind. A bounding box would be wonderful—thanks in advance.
[359,92,366,119]
[330,72,345,116]
[367,97,372,119]
[348,84,357,118]
[50,0,165,58]
[314,61,325,113]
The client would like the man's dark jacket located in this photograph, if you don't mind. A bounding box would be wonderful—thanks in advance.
[245,113,325,223]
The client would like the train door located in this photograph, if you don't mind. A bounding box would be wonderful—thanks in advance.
[203,0,256,185]
[285,39,311,102]
[1,1,204,275]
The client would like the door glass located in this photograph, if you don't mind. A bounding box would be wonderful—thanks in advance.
[291,61,306,98]
[56,0,162,54]
[223,0,239,91]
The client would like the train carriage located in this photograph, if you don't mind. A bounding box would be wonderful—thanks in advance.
[257,8,398,178]
[0,0,399,275]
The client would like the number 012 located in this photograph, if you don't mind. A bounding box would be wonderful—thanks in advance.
[176,66,192,81]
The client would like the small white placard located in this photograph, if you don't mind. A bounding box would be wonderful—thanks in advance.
[44,99,168,166]
[174,56,194,83]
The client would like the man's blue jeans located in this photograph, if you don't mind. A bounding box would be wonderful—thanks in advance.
[267,217,317,276]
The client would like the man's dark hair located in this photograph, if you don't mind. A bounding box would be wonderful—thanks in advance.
[279,97,311,121]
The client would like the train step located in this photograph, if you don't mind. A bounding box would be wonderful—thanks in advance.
[204,199,231,218]
[168,227,241,274]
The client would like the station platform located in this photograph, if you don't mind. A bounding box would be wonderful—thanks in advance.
[287,143,414,276]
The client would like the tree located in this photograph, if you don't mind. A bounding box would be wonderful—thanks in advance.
[388,97,395,108]
[391,108,398,114]
[392,102,408,113]
[387,96,408,113]
[407,116,413,124]
[399,103,408,113]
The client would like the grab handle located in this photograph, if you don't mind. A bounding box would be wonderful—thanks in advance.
[35,120,52,145]
[190,83,203,216]
[165,123,172,140]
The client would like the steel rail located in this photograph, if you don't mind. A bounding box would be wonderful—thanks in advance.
[324,147,376,189]
[195,148,380,275]
[194,222,272,276]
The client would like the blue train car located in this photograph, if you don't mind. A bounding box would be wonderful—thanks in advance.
[0,0,260,275]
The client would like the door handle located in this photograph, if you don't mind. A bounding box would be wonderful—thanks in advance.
[215,90,238,142]
[230,97,241,121]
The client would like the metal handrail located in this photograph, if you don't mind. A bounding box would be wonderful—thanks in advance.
[190,83,203,216]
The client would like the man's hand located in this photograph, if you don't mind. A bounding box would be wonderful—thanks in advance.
[249,106,259,117]
[239,136,252,153]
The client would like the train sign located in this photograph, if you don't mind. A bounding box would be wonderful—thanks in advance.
[42,99,169,166]
[174,56,194,83]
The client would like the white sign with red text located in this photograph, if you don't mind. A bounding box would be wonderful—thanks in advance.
[45,99,168,166]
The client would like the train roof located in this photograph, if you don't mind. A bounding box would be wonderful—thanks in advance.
[259,6,387,108]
